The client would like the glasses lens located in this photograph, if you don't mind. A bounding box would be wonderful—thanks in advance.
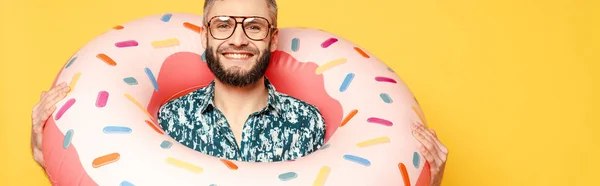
[242,17,270,40]
[209,16,236,39]
[209,16,270,40]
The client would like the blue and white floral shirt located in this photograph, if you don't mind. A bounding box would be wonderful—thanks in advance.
[157,78,326,162]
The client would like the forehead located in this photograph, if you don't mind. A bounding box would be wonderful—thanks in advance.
[206,0,270,18]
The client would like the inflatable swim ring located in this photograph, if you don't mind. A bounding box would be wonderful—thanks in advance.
[42,13,431,186]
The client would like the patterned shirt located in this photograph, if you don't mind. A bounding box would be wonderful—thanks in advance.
[157,78,326,162]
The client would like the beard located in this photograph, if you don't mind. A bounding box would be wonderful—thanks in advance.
[205,45,271,87]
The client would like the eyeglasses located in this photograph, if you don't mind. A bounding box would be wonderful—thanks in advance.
[206,15,274,41]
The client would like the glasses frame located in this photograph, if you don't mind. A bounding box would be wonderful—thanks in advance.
[205,15,275,41]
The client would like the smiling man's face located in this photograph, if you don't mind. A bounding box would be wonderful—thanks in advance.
[202,0,279,87]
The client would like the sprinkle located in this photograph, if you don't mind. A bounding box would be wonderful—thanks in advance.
[356,136,390,147]
[65,57,77,69]
[145,120,164,135]
[124,94,153,120]
[367,117,393,126]
[312,166,331,186]
[115,40,139,48]
[120,181,134,186]
[278,172,298,181]
[182,22,202,33]
[339,109,358,127]
[387,67,395,72]
[220,159,238,170]
[321,38,338,48]
[375,76,397,83]
[166,157,203,173]
[343,155,371,166]
[398,163,411,186]
[413,152,420,168]
[353,47,370,58]
[320,143,330,150]
[113,25,124,30]
[55,98,76,120]
[92,153,120,168]
[339,73,354,92]
[291,38,300,52]
[380,93,393,103]
[151,38,180,48]
[63,129,74,149]
[68,72,81,93]
[412,106,425,124]
[315,58,346,74]
[209,184,217,186]
[414,97,420,104]
[160,141,172,149]
[161,13,172,22]
[123,77,138,85]
[97,53,117,66]
[96,91,109,108]
[144,67,159,91]
[102,126,132,134]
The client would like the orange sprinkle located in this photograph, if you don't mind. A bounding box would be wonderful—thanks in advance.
[183,22,202,34]
[145,120,164,135]
[92,153,120,168]
[339,109,358,127]
[97,53,117,66]
[220,159,238,170]
[353,47,370,58]
[113,25,124,30]
[398,163,411,186]
[412,106,426,125]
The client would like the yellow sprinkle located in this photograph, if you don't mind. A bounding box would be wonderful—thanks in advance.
[124,93,154,120]
[151,38,180,48]
[315,58,346,74]
[312,166,331,186]
[67,72,81,94]
[356,136,391,147]
[166,157,203,173]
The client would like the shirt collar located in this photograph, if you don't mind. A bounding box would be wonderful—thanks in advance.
[198,78,282,116]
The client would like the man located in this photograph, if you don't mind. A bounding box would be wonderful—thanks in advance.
[31,0,448,185]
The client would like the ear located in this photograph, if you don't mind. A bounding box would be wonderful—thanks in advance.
[201,25,208,49]
[269,28,279,52]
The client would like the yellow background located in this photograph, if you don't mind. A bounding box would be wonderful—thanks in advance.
[1,0,598,185]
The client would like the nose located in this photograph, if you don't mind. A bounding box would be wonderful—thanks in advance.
[227,24,250,47]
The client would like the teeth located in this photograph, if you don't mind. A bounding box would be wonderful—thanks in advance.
[224,53,251,59]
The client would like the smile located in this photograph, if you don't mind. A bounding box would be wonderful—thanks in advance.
[222,52,254,60]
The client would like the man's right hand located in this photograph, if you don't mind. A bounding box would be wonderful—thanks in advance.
[31,82,70,168]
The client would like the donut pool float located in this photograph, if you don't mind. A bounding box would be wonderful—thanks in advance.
[42,13,431,186]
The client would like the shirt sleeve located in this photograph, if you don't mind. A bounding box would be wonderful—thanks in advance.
[306,105,326,154]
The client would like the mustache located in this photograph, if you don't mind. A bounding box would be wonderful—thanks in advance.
[217,46,259,54]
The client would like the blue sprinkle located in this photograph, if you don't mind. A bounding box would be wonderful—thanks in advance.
[120,181,135,186]
[202,51,207,62]
[209,184,217,186]
[339,73,355,92]
[343,154,371,166]
[123,77,138,85]
[278,172,298,181]
[103,126,132,134]
[63,129,74,149]
[161,13,172,22]
[380,93,393,103]
[413,151,420,168]
[291,38,300,52]
[387,67,395,72]
[144,67,159,92]
[160,140,173,149]
[320,143,330,150]
[414,97,420,104]
[65,57,77,69]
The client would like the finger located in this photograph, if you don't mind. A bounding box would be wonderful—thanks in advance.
[413,126,445,164]
[42,87,68,112]
[40,82,68,104]
[418,144,438,170]
[40,91,47,99]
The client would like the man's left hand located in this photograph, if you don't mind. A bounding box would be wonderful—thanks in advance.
[411,121,448,186]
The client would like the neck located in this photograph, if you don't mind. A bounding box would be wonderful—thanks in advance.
[213,77,269,115]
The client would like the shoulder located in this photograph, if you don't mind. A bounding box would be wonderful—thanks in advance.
[275,92,325,128]
[158,87,207,114]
